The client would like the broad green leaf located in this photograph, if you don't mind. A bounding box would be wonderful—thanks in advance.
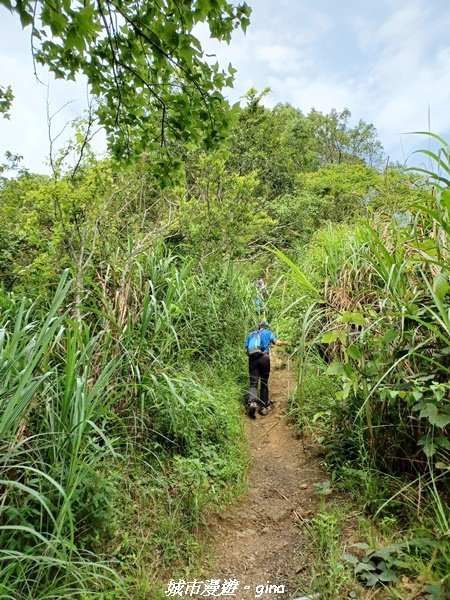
[355,561,376,573]
[312,410,331,423]
[46,11,68,35]
[378,568,398,582]
[419,403,438,420]
[418,404,450,428]
[321,330,340,344]
[430,412,450,428]
[362,572,380,587]
[343,362,356,378]
[342,380,352,399]
[347,344,362,360]
[382,328,398,344]
[422,442,436,457]
[327,361,344,376]
[371,543,404,559]
[425,584,445,596]
[433,272,450,300]
[340,311,366,326]
[365,361,379,376]
[342,553,359,565]
[435,435,450,450]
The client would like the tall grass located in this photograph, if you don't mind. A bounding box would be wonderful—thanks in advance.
[276,135,450,593]
[0,242,253,598]
[0,274,124,598]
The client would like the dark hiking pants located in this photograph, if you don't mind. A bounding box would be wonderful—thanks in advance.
[248,353,271,408]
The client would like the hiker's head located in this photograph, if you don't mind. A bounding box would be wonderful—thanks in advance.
[258,320,270,330]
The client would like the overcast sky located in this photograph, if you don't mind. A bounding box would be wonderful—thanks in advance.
[1,0,450,173]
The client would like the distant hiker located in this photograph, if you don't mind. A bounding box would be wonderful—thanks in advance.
[253,277,269,315]
[244,321,289,419]
[253,295,265,314]
[256,277,269,300]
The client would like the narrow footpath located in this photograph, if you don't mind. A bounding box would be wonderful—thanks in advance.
[199,361,327,599]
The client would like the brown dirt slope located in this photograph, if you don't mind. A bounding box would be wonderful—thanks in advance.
[197,362,327,599]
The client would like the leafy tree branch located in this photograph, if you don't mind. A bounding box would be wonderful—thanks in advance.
[1,0,251,166]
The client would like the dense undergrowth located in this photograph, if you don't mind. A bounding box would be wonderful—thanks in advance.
[1,89,449,599]
[0,245,252,598]
[279,135,450,598]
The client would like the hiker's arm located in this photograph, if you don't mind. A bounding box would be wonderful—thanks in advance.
[274,340,289,347]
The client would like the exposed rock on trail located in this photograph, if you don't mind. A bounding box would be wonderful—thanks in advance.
[199,364,326,599]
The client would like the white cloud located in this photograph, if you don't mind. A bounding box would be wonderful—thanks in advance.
[255,44,302,74]
[0,12,105,173]
[1,0,450,172]
[266,74,355,114]
[350,0,450,160]
[224,0,450,163]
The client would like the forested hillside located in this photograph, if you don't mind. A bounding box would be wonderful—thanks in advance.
[1,88,448,598]
[0,2,449,597]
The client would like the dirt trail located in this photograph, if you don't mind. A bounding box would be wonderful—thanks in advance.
[199,359,327,599]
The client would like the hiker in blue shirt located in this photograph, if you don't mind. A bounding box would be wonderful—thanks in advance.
[244,321,289,418]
